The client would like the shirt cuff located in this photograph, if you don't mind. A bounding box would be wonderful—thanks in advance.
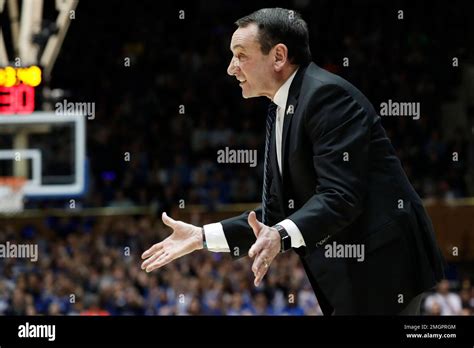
[277,219,306,248]
[203,223,230,252]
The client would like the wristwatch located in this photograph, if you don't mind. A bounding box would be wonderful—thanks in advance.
[273,224,291,252]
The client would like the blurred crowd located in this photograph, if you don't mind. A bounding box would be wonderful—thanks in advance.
[424,279,474,316]
[1,215,472,316]
[0,216,321,315]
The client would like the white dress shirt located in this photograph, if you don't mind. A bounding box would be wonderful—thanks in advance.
[204,69,307,251]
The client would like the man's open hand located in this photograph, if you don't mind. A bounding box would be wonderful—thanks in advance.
[247,211,281,287]
[141,212,203,272]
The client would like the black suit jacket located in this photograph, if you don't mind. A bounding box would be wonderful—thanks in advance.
[221,62,445,315]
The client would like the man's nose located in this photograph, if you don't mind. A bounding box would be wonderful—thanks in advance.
[227,57,239,76]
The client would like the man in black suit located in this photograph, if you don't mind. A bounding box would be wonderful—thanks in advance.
[141,8,445,315]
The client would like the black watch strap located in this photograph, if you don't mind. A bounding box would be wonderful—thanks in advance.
[273,224,291,252]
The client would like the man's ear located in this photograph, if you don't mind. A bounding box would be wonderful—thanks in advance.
[273,43,289,72]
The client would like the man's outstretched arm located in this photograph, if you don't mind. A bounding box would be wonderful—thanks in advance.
[140,206,266,273]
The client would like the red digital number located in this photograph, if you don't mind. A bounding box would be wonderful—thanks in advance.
[0,84,35,114]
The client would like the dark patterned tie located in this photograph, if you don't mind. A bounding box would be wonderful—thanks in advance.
[261,102,277,225]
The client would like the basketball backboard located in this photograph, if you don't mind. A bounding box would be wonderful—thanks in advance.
[0,112,86,198]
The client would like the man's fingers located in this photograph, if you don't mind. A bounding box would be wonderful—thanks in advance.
[141,242,163,259]
[146,252,173,272]
[161,212,177,229]
[254,267,268,287]
[248,239,264,258]
[141,249,165,269]
[254,259,270,287]
[252,251,272,286]
[247,211,263,238]
[252,250,270,275]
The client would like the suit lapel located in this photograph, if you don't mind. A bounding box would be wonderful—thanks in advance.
[281,95,297,182]
[281,65,307,184]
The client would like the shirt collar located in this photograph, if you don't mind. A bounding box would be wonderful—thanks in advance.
[272,68,299,111]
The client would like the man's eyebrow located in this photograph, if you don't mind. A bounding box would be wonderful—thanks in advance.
[231,44,245,51]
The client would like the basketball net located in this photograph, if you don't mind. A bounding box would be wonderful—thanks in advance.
[0,177,26,213]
